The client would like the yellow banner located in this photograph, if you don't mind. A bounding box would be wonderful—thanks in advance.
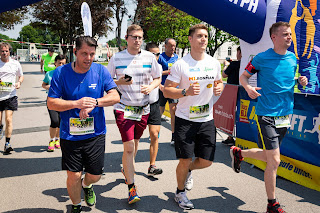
[236,138,320,192]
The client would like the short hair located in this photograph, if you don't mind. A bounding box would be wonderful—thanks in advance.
[0,42,12,51]
[189,24,208,37]
[126,24,143,36]
[48,47,54,52]
[75,36,98,50]
[269,21,290,37]
[55,54,66,62]
[146,42,158,51]
[237,46,241,53]
[165,38,175,45]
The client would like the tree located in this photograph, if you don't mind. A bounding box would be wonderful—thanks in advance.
[0,8,27,30]
[110,0,128,51]
[0,34,22,54]
[107,38,127,47]
[31,0,113,57]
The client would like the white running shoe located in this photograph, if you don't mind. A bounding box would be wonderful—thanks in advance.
[185,171,193,191]
[174,191,194,210]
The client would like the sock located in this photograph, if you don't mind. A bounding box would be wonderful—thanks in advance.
[50,138,54,142]
[172,132,174,139]
[128,183,134,190]
[73,202,82,206]
[0,124,3,129]
[6,137,10,144]
[268,199,277,204]
[82,179,92,188]
[149,164,155,168]
[176,188,185,194]
[189,169,192,173]
[55,137,59,141]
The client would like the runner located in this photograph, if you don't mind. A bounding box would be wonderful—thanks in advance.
[163,24,224,210]
[47,36,120,213]
[145,42,163,176]
[158,38,179,145]
[107,25,161,204]
[232,21,308,213]
[40,47,58,74]
[42,54,66,152]
[0,42,24,154]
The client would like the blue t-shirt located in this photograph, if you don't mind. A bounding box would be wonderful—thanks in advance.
[158,52,178,85]
[246,48,297,116]
[48,63,117,141]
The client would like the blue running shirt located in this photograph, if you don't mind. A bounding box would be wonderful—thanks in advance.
[48,63,117,141]
[158,52,178,85]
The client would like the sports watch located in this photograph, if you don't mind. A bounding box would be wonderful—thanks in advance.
[182,89,187,96]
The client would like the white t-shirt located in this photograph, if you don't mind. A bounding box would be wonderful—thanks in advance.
[0,58,23,101]
[149,63,162,104]
[167,53,221,122]
[107,49,162,114]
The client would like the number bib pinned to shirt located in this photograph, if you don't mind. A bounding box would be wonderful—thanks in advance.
[124,106,143,121]
[189,104,209,119]
[0,81,13,92]
[274,115,291,128]
[69,117,95,135]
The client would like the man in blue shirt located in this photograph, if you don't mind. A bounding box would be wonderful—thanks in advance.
[158,38,179,145]
[47,36,120,213]
[231,22,308,213]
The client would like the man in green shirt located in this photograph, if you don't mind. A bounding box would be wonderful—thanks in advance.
[40,47,58,74]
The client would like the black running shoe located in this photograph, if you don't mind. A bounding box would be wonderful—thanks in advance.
[222,137,235,146]
[4,143,13,154]
[148,165,163,176]
[266,202,286,213]
[230,146,243,173]
[71,205,82,213]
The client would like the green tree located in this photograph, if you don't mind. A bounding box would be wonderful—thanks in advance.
[0,8,27,30]
[107,38,127,47]
[0,34,22,54]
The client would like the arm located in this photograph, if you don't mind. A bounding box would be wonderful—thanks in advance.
[162,70,170,76]
[40,59,44,73]
[298,76,308,86]
[141,77,161,95]
[113,76,133,86]
[15,76,24,89]
[239,71,261,99]
[222,71,228,78]
[47,96,96,112]
[213,79,224,96]
[163,80,200,99]
[42,82,50,90]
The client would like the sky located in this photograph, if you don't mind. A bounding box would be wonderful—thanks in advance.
[0,2,136,45]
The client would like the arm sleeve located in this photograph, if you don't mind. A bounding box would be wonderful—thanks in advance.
[151,56,162,78]
[106,56,116,78]
[245,55,260,75]
[48,68,63,98]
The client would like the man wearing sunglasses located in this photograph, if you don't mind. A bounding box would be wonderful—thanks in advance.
[107,25,161,204]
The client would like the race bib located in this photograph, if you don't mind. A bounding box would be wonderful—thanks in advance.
[0,81,13,92]
[189,104,209,119]
[124,106,143,121]
[274,115,290,128]
[48,64,55,68]
[69,117,95,135]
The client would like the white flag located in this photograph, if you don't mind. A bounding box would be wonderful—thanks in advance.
[81,2,92,37]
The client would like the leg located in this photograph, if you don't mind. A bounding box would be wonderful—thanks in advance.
[176,158,192,190]
[241,148,267,162]
[83,172,101,186]
[134,139,139,158]
[56,128,60,138]
[160,106,165,116]
[66,171,82,204]
[4,110,13,138]
[264,148,281,200]
[189,157,212,171]
[148,124,160,165]
[122,140,136,184]
[49,127,56,138]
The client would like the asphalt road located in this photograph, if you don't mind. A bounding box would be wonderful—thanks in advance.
[0,63,319,213]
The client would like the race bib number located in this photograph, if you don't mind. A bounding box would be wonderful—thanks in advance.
[274,115,290,128]
[48,64,55,68]
[189,104,209,119]
[69,117,95,135]
[124,106,143,121]
[0,81,13,92]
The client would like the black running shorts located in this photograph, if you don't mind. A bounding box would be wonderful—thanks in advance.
[257,116,288,150]
[174,116,216,161]
[147,100,161,125]
[61,134,105,175]
[159,90,178,107]
[0,96,18,111]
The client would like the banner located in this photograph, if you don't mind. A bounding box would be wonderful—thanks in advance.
[236,87,320,191]
[213,84,238,135]
[81,2,92,37]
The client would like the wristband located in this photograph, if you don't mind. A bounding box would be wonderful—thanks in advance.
[96,99,99,107]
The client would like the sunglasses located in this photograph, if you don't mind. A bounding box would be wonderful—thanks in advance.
[127,35,143,41]
[153,52,160,56]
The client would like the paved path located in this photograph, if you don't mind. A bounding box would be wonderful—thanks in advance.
[0,64,319,213]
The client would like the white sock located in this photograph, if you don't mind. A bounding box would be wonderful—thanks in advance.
[55,137,59,141]
[73,201,81,206]
[50,138,54,142]
[82,179,92,188]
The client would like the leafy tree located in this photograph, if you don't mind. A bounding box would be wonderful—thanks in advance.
[107,38,127,47]
[0,8,27,30]
[0,34,22,54]
[31,0,113,57]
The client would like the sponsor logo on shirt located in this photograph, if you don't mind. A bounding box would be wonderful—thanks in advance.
[189,68,200,72]
[89,84,97,89]
[204,67,214,72]
[189,75,215,81]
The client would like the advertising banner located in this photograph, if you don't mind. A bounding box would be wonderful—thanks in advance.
[236,87,320,191]
[213,84,238,135]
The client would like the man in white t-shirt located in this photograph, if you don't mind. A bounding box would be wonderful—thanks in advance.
[107,24,161,204]
[163,24,224,210]
[0,42,24,154]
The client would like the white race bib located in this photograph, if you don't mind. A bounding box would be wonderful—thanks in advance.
[274,115,291,128]
[189,104,210,119]
[69,117,95,135]
[0,81,13,92]
[124,106,143,121]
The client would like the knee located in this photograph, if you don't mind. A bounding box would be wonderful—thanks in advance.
[86,174,101,183]
[124,141,135,154]
[268,158,281,170]
[179,159,192,167]
[67,171,82,183]
[199,158,212,168]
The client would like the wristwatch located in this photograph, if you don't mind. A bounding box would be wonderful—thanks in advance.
[182,89,187,96]
[96,99,99,107]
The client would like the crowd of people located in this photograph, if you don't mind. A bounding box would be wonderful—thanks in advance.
[0,21,308,213]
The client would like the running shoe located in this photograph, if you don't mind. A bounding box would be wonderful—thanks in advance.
[174,191,194,210]
[222,137,235,146]
[47,140,55,152]
[170,138,175,146]
[128,186,141,204]
[185,171,193,191]
[4,143,13,154]
[266,202,286,213]
[0,125,4,140]
[82,184,96,206]
[148,165,163,176]
[55,139,61,149]
[230,146,244,173]
[71,205,82,213]
[121,167,128,184]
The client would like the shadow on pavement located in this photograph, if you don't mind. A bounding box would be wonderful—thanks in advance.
[3,208,63,213]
